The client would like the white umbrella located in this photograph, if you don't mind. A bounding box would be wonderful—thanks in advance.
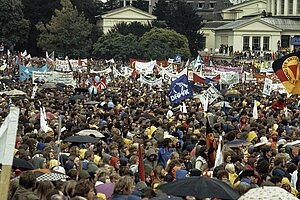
[239,186,298,200]
[213,101,232,108]
[1,89,26,96]
[76,129,105,138]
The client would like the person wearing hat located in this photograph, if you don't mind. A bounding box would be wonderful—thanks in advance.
[238,169,258,188]
[281,177,298,196]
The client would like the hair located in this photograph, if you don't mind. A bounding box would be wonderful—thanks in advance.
[169,152,179,160]
[45,189,63,200]
[19,171,36,189]
[113,175,134,195]
[225,163,235,173]
[217,170,229,180]
[63,180,77,199]
[74,180,94,198]
[36,181,55,200]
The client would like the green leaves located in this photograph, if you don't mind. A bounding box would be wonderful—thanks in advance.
[36,0,93,58]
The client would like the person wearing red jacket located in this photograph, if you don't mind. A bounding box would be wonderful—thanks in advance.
[272,97,286,110]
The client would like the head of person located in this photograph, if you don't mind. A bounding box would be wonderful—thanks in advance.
[19,171,36,189]
[74,180,95,200]
[113,175,135,195]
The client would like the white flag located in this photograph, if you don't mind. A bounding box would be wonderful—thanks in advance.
[181,102,187,114]
[40,106,49,133]
[204,95,209,112]
[0,107,20,165]
[214,136,223,169]
[252,100,258,119]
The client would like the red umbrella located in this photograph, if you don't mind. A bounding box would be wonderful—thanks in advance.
[34,112,57,120]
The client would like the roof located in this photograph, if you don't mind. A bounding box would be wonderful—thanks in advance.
[221,0,266,12]
[202,21,232,29]
[214,17,252,30]
[261,17,300,30]
[199,12,224,21]
[97,6,156,20]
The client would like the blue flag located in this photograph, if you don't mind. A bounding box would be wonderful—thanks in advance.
[169,74,193,104]
[19,65,48,81]
[174,54,181,63]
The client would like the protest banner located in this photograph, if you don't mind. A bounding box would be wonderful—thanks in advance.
[199,85,221,105]
[263,78,272,95]
[32,71,75,86]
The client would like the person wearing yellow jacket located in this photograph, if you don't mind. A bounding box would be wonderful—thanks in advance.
[281,177,298,196]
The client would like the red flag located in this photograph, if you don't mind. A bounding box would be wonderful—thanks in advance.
[138,144,145,182]
[96,77,107,93]
[193,73,206,84]
[131,68,139,79]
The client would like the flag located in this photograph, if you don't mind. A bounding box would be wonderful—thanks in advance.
[0,107,20,165]
[169,74,193,104]
[174,54,181,63]
[272,51,300,94]
[40,106,49,133]
[206,117,217,168]
[138,143,145,182]
[203,95,208,112]
[253,100,258,119]
[193,54,203,71]
[214,136,223,169]
[96,77,107,93]
[105,58,115,64]
[16,52,21,65]
[193,73,206,84]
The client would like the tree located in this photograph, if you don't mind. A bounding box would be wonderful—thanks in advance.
[93,33,139,61]
[22,0,61,55]
[132,0,149,12]
[0,0,30,49]
[36,0,93,58]
[139,27,191,60]
[153,0,204,57]
[109,21,151,38]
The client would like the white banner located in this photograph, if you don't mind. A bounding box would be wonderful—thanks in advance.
[32,71,75,86]
[91,68,112,75]
[263,78,272,95]
[55,59,88,71]
[135,60,156,75]
[199,85,221,105]
[139,75,163,86]
[219,71,239,85]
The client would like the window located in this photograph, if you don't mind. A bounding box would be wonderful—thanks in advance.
[209,3,215,9]
[274,0,277,15]
[243,36,250,51]
[288,0,293,14]
[281,0,284,14]
[281,35,290,48]
[263,37,270,51]
[198,3,204,9]
[252,36,261,50]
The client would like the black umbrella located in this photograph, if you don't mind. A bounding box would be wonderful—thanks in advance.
[64,135,99,143]
[75,87,89,94]
[56,82,66,88]
[151,195,183,200]
[0,78,14,84]
[12,158,34,170]
[69,95,85,101]
[157,176,240,200]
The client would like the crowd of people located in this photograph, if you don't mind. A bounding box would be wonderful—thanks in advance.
[1,53,300,200]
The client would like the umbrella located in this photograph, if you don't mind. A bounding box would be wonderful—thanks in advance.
[69,95,85,101]
[225,89,241,98]
[12,158,34,170]
[56,82,66,88]
[283,140,300,147]
[34,112,57,120]
[64,135,99,143]
[76,129,105,138]
[151,195,183,200]
[157,176,240,200]
[84,101,100,105]
[75,87,89,93]
[1,89,27,96]
[96,183,115,199]
[213,101,232,108]
[225,140,251,148]
[0,78,14,84]
[239,186,298,200]
[36,172,69,182]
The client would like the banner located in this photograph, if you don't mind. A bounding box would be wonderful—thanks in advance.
[260,61,274,73]
[263,78,272,95]
[220,72,239,85]
[32,71,75,86]
[199,85,221,104]
[135,60,156,75]
[55,59,88,71]
[139,75,163,86]
[215,66,243,74]
[169,75,193,104]
[19,65,48,81]
[91,68,112,75]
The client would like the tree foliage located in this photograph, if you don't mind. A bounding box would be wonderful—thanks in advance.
[139,27,191,60]
[109,21,151,38]
[153,0,204,57]
[93,33,139,61]
[0,0,30,48]
[36,0,93,58]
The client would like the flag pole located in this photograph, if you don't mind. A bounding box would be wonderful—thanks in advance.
[57,115,62,165]
[0,107,20,200]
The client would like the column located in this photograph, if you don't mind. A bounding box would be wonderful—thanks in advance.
[293,0,297,15]
[270,0,274,15]
[284,0,289,15]
[277,0,281,15]
[249,36,253,51]
[267,0,271,13]
[260,36,264,51]
[123,0,126,7]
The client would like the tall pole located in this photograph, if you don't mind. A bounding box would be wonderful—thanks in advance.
[57,115,62,165]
